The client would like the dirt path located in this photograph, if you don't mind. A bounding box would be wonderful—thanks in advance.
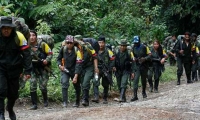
[5,79,200,120]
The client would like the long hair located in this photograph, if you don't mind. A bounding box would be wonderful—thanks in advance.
[153,40,163,57]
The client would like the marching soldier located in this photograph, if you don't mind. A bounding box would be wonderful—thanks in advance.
[191,33,199,81]
[29,30,53,110]
[148,40,168,93]
[57,35,81,107]
[131,36,151,101]
[174,32,196,85]
[114,40,135,102]
[72,36,99,106]
[91,36,115,104]
[167,35,177,66]
[0,16,32,120]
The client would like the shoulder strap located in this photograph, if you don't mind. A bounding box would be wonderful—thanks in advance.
[62,46,67,57]
[38,40,46,52]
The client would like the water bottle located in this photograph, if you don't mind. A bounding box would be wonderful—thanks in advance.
[94,73,98,81]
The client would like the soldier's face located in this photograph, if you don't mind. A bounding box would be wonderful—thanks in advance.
[192,36,196,41]
[66,42,74,49]
[185,35,190,41]
[153,42,159,50]
[1,26,13,37]
[30,32,37,43]
[120,45,127,52]
[172,36,176,41]
[98,41,105,49]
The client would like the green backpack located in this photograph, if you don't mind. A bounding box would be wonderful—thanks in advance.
[37,35,54,50]
[14,17,30,40]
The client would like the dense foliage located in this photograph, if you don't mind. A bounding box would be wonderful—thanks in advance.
[1,0,185,101]
[1,0,200,42]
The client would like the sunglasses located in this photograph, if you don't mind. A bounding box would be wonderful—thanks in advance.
[66,42,73,44]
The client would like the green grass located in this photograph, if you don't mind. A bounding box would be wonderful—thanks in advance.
[160,65,177,82]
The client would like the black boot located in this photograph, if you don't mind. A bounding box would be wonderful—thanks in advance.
[103,88,108,104]
[148,78,153,92]
[82,89,89,106]
[62,88,68,107]
[0,99,5,120]
[30,92,37,110]
[42,91,48,107]
[130,88,138,101]
[192,72,195,82]
[73,88,80,107]
[142,87,147,98]
[91,86,99,103]
[186,74,193,84]
[119,88,126,102]
[6,99,16,120]
[177,75,181,85]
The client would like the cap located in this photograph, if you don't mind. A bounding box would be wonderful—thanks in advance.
[132,36,140,43]
[65,35,74,42]
[0,16,16,28]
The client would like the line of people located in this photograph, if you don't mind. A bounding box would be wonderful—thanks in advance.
[57,34,168,107]
[165,32,200,84]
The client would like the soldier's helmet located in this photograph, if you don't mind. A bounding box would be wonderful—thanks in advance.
[0,16,16,28]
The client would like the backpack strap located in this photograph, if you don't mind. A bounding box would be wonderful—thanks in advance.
[38,40,46,53]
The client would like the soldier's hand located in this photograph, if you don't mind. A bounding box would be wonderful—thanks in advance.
[94,68,99,74]
[139,57,146,63]
[112,67,116,72]
[24,74,31,81]
[131,73,135,80]
[43,59,48,65]
[179,50,184,54]
[160,58,165,64]
[59,65,64,71]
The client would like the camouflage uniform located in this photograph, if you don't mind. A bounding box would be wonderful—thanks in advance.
[29,33,53,109]
[167,38,177,66]
[74,41,97,106]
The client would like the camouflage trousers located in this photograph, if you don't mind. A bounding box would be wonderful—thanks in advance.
[30,69,49,92]
[19,74,26,89]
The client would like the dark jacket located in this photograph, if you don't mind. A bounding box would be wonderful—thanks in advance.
[0,31,32,78]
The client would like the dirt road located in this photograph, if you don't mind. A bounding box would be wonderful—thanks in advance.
[5,79,200,120]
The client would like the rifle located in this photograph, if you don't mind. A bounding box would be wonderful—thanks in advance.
[32,54,57,78]
[98,56,113,86]
[151,58,161,62]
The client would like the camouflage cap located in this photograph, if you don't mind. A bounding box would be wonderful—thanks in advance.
[119,39,129,46]
[65,35,74,43]
[74,35,83,40]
